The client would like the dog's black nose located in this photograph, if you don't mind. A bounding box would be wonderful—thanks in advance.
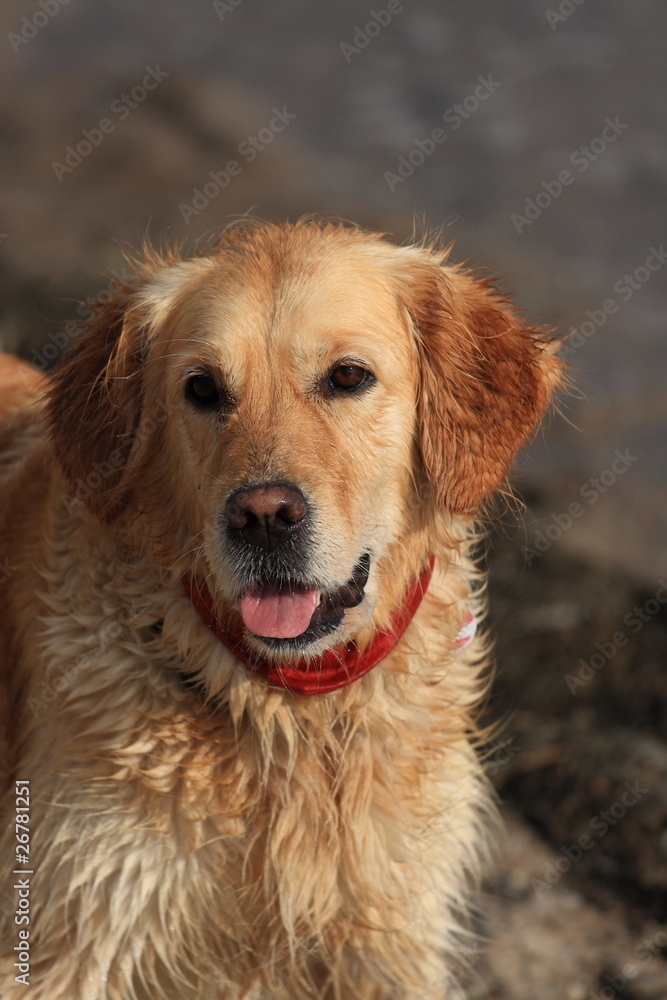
[224,483,308,551]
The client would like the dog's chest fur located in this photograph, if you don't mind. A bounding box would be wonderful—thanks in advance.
[9,491,486,999]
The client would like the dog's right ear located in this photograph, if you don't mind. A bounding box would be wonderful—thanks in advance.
[48,285,146,523]
[402,255,562,513]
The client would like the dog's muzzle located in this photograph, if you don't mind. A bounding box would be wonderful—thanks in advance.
[222,481,370,648]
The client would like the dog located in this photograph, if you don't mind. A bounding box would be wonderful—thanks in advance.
[0,220,560,999]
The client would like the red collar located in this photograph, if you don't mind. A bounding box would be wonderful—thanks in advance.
[181,556,435,695]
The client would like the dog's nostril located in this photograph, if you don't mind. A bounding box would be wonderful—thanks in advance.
[224,483,308,550]
[226,504,249,530]
[275,496,307,525]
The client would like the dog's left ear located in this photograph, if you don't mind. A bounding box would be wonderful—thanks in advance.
[406,260,562,513]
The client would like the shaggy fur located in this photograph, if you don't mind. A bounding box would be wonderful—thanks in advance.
[0,221,560,999]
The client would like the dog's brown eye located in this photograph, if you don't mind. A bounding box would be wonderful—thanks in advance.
[329,364,373,392]
[185,374,221,409]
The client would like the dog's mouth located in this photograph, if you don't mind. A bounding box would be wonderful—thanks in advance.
[240,554,371,650]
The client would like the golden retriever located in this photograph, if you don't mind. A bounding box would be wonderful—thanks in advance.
[0,220,560,999]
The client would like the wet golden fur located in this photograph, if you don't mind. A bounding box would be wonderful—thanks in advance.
[0,221,560,998]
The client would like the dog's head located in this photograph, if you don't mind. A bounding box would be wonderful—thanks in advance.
[49,222,561,660]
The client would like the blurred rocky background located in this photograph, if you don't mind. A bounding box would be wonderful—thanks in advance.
[1,0,665,995]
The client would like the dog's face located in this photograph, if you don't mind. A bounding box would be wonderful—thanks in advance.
[49,223,560,660]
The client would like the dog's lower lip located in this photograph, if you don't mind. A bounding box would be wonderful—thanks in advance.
[245,553,371,645]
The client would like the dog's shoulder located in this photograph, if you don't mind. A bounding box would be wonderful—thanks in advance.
[0,355,49,492]
[0,354,47,420]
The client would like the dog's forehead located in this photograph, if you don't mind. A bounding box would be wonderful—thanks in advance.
[191,249,410,359]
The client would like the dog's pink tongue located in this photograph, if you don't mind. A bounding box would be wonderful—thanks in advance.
[241,587,319,639]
